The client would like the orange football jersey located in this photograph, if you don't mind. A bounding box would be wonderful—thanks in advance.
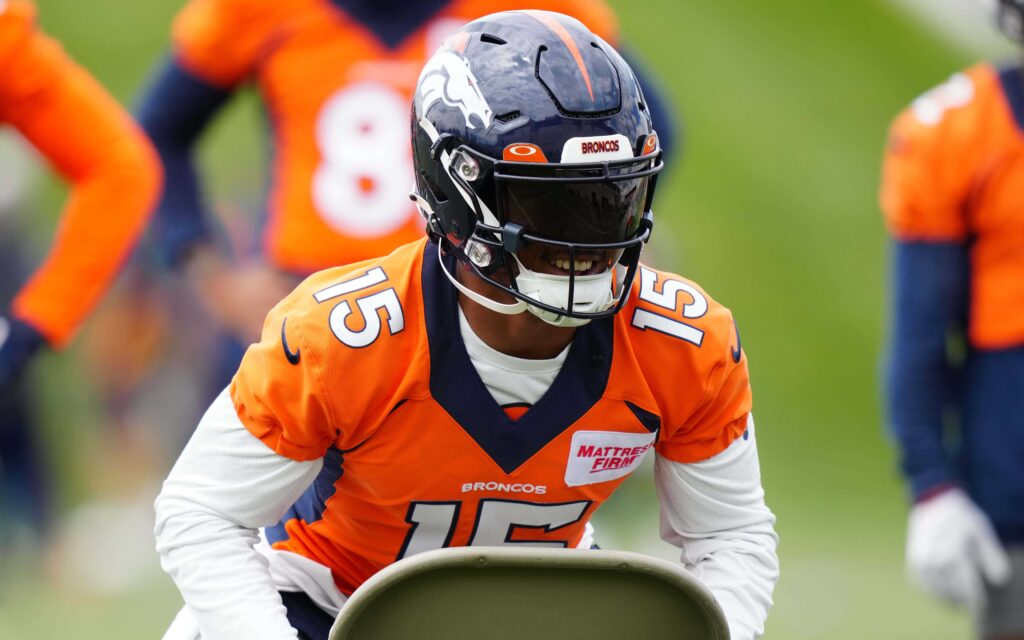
[880,63,1024,349]
[0,0,160,347]
[230,238,751,596]
[171,0,620,275]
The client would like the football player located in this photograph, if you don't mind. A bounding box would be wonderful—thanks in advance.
[880,1,1024,636]
[137,0,675,355]
[0,0,161,534]
[0,0,161,389]
[155,11,777,640]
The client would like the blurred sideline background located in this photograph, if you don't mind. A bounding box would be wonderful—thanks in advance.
[0,1,1013,638]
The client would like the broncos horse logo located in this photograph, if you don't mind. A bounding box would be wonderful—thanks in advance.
[418,51,493,130]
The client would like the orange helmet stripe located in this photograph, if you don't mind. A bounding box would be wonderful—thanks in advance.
[522,10,594,102]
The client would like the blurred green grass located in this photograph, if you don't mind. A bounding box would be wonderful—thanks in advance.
[1,0,996,637]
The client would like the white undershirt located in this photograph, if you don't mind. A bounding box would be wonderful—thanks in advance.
[457,305,568,407]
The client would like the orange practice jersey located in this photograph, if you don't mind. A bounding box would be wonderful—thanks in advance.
[0,0,160,347]
[881,63,1024,349]
[171,0,619,275]
[230,239,751,596]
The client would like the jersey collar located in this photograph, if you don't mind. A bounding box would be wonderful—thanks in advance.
[421,242,615,474]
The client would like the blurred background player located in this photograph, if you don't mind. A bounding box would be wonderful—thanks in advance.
[880,0,1024,637]
[0,0,161,546]
[136,0,675,403]
[154,11,775,639]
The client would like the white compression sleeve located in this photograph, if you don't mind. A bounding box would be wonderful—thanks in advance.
[654,415,779,640]
[154,389,324,640]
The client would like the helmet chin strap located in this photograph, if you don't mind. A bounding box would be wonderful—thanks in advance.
[437,243,528,316]
[525,305,593,328]
[437,244,605,327]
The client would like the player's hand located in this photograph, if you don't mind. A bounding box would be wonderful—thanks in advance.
[906,487,1012,613]
[0,314,45,393]
[185,246,293,345]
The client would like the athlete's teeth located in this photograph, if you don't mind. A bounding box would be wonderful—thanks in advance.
[552,259,594,272]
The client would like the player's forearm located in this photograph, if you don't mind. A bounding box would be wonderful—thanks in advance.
[155,390,323,639]
[671,525,779,640]
[654,418,779,639]
[149,147,215,269]
[11,134,160,347]
[138,55,232,267]
[884,240,967,498]
[155,500,300,640]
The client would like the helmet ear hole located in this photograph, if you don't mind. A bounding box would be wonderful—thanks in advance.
[439,189,476,244]
[419,171,448,204]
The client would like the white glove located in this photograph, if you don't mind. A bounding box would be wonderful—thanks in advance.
[906,488,1012,613]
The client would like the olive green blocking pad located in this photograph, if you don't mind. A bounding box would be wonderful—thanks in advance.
[329,547,730,640]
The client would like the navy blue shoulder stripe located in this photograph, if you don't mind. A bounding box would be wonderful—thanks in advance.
[997,64,1024,132]
[266,447,345,544]
[136,56,234,266]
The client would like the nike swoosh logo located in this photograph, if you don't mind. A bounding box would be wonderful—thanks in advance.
[730,320,742,364]
[281,317,300,365]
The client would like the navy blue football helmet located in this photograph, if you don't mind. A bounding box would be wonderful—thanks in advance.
[991,0,1024,41]
[410,10,663,326]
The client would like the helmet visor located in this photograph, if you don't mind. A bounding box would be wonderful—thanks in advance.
[498,174,650,245]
